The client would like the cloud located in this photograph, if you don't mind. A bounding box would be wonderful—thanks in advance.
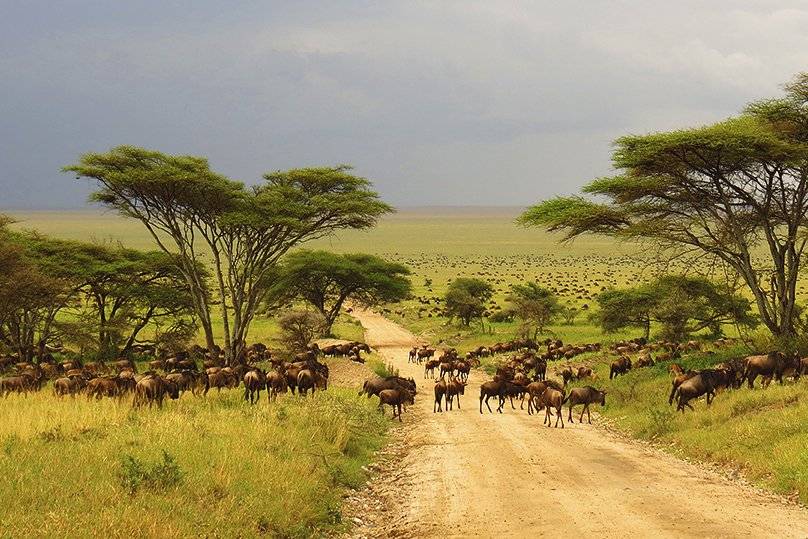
[1,1,807,208]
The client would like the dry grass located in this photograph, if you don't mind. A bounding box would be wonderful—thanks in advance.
[0,387,387,538]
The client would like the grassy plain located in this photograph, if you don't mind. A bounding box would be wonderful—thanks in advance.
[7,208,808,505]
[0,387,387,537]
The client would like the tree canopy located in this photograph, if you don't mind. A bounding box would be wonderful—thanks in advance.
[444,278,493,326]
[507,282,561,338]
[278,250,411,334]
[519,73,808,339]
[595,276,756,341]
[67,147,392,362]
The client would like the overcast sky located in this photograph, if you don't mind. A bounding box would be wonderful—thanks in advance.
[2,1,808,209]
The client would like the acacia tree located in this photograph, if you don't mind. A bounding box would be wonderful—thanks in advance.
[278,250,411,335]
[0,222,75,360]
[18,234,198,358]
[520,73,808,339]
[596,276,755,341]
[65,147,236,352]
[507,283,560,338]
[68,148,391,362]
[444,278,493,326]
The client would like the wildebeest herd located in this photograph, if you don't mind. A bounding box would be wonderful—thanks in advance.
[3,327,806,429]
[397,335,808,426]
[0,340,373,407]
[403,339,608,428]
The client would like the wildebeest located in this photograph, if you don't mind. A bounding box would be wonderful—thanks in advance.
[165,370,206,396]
[434,378,466,412]
[540,386,565,428]
[0,374,34,397]
[564,386,606,424]
[673,370,726,412]
[479,380,505,414]
[479,379,525,413]
[433,379,447,412]
[742,351,801,388]
[266,369,288,401]
[424,358,440,379]
[132,375,180,408]
[297,369,327,396]
[85,376,120,400]
[378,388,414,422]
[205,370,238,394]
[610,356,632,379]
[445,378,466,410]
[243,368,266,404]
[53,375,86,397]
[360,375,417,399]
[668,370,697,405]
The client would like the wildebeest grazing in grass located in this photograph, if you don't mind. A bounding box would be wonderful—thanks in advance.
[297,369,327,396]
[742,351,800,388]
[673,370,727,412]
[266,369,288,401]
[243,368,266,404]
[132,375,180,408]
[609,356,632,379]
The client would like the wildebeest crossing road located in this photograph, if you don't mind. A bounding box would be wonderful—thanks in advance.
[348,308,808,538]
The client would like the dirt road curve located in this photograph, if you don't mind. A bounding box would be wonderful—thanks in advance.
[348,308,808,539]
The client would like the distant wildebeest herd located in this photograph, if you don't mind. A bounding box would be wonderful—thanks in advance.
[0,340,373,407]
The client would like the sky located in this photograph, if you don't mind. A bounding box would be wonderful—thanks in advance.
[2,1,808,209]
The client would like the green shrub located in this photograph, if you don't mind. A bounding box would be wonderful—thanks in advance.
[119,450,183,495]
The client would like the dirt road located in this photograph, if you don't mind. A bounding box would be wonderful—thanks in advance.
[348,308,808,539]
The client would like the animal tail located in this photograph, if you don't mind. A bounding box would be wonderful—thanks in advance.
[358,380,367,396]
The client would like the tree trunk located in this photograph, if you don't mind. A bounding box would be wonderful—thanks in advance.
[211,250,232,363]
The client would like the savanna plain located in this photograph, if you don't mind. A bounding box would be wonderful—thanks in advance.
[3,208,808,538]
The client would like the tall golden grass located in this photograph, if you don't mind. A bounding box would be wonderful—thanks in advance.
[0,387,387,537]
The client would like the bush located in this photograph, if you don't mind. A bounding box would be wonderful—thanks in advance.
[278,310,327,353]
[119,450,183,495]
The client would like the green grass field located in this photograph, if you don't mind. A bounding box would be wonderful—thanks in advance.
[6,208,808,508]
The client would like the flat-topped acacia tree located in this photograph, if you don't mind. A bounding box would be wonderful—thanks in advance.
[278,250,412,335]
[66,147,392,362]
[519,73,808,340]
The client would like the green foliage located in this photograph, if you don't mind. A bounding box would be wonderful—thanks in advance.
[278,250,411,334]
[488,307,516,323]
[68,148,392,361]
[0,224,74,359]
[119,451,183,495]
[368,356,399,378]
[444,278,493,326]
[595,275,756,340]
[520,72,808,339]
[507,282,561,337]
[560,304,579,325]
